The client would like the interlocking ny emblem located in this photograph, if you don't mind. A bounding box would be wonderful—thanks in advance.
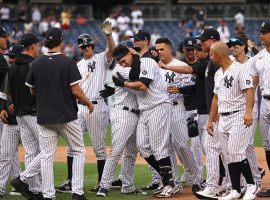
[165,72,175,83]
[87,61,96,72]
[224,75,234,88]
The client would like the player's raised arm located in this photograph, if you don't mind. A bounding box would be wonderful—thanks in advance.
[102,19,115,62]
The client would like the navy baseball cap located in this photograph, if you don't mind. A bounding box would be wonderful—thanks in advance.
[227,36,247,47]
[200,28,220,42]
[0,26,8,38]
[3,45,23,57]
[258,21,270,33]
[45,27,63,41]
[130,30,150,41]
[183,37,197,49]
[20,33,41,47]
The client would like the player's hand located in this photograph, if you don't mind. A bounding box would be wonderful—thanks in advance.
[87,102,94,113]
[112,72,125,87]
[149,47,159,57]
[243,113,253,127]
[167,85,179,94]
[102,20,112,36]
[213,113,219,122]
[8,104,14,113]
[0,110,8,124]
[206,121,214,136]
[99,84,115,98]
[158,61,169,70]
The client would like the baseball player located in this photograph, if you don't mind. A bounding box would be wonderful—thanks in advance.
[155,37,202,194]
[0,44,23,197]
[250,20,270,197]
[227,36,262,191]
[25,27,94,200]
[207,42,257,200]
[112,45,178,198]
[56,20,114,193]
[7,33,43,200]
[97,62,142,196]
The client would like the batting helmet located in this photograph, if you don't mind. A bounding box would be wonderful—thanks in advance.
[77,34,94,47]
[187,113,199,138]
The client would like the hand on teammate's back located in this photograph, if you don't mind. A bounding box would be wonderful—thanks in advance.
[158,61,169,70]
[206,121,214,136]
[102,20,112,36]
[243,113,253,127]
[99,84,115,98]
[0,110,8,123]
[8,104,14,113]
[167,85,179,94]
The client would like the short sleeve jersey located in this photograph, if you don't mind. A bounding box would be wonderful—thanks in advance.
[250,48,270,96]
[112,64,138,109]
[214,61,253,113]
[137,57,170,111]
[77,52,112,101]
[159,58,191,102]
[26,52,82,125]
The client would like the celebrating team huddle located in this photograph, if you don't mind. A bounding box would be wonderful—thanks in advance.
[0,18,269,200]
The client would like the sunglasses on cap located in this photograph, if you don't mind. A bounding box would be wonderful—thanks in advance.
[229,37,240,43]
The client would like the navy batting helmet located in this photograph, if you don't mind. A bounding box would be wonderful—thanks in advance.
[77,34,94,47]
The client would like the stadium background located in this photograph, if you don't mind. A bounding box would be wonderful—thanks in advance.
[1,0,269,199]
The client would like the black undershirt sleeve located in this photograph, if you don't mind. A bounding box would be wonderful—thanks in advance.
[139,77,152,88]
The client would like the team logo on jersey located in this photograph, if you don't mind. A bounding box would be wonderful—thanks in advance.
[142,70,147,75]
[224,75,234,88]
[87,61,96,72]
[165,72,175,83]
[246,80,251,85]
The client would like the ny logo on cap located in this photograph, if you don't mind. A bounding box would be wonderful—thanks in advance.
[262,22,265,27]
[9,47,13,51]
[83,38,88,43]
[188,41,192,45]
[2,27,6,32]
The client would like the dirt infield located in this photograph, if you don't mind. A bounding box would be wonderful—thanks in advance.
[18,146,270,200]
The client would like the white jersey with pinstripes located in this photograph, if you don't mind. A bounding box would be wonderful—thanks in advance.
[137,57,170,111]
[77,52,111,101]
[214,61,253,113]
[159,58,192,102]
[250,48,270,96]
[112,64,138,109]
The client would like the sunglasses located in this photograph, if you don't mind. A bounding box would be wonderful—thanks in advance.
[229,37,240,43]
[80,44,92,49]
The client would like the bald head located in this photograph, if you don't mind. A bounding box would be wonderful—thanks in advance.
[210,42,229,56]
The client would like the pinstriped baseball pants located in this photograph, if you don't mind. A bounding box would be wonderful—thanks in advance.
[171,101,201,185]
[0,124,21,194]
[16,115,41,193]
[100,108,138,193]
[259,98,270,151]
[39,119,85,199]
[136,103,171,161]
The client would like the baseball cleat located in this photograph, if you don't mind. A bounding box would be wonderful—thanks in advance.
[10,176,34,199]
[195,187,220,200]
[192,184,201,194]
[97,188,109,197]
[258,167,266,179]
[111,179,122,189]
[55,179,72,193]
[218,190,241,200]
[257,188,270,197]
[153,182,164,194]
[72,193,88,200]
[10,187,21,196]
[155,185,177,198]
[242,184,257,200]
[88,182,100,193]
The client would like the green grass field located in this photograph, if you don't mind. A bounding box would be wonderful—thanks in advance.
[5,123,264,199]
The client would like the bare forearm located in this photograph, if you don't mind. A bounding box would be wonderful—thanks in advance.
[124,81,147,92]
[208,95,218,122]
[245,88,254,114]
[105,35,115,62]
[71,85,91,106]
[30,87,37,96]
[165,65,193,74]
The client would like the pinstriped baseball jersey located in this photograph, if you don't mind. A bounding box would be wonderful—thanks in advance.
[250,48,270,96]
[214,62,253,113]
[113,64,138,109]
[137,57,170,111]
[77,52,112,101]
[159,58,192,102]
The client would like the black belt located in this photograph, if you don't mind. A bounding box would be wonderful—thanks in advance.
[173,102,178,106]
[263,96,270,100]
[123,106,140,115]
[220,110,240,116]
[78,101,98,105]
